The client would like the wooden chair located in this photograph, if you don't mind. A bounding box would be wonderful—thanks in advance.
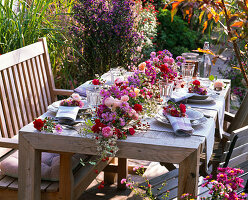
[200,92,248,177]
[141,125,248,200]
[0,38,112,200]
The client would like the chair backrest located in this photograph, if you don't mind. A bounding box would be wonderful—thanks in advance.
[221,125,248,192]
[227,92,248,133]
[221,125,248,168]
[0,38,56,139]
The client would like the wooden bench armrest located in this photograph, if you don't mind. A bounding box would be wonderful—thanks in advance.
[224,111,235,123]
[0,138,19,149]
[53,89,74,96]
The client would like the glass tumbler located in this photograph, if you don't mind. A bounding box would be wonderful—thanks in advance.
[181,63,195,86]
[159,81,173,105]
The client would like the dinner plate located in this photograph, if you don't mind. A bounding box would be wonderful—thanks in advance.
[188,89,215,100]
[187,96,215,104]
[188,94,209,100]
[47,100,90,113]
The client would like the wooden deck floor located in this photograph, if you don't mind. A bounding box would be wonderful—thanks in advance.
[79,160,248,200]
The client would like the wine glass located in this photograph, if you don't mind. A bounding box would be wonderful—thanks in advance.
[159,81,173,105]
[181,63,195,87]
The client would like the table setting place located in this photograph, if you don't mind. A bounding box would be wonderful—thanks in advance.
[37,51,229,167]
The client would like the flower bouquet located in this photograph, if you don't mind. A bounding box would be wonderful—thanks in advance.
[188,80,208,95]
[163,102,187,117]
[145,50,184,84]
[60,93,84,108]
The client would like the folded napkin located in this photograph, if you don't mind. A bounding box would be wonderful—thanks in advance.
[166,115,194,136]
[169,92,195,103]
[74,80,94,97]
[55,106,80,122]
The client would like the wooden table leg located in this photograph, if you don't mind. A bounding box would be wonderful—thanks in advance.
[59,153,74,200]
[178,146,201,199]
[104,157,117,184]
[18,134,41,200]
[117,158,128,190]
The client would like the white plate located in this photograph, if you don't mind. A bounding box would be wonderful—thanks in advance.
[188,89,215,100]
[187,96,215,104]
[155,109,204,126]
[47,100,90,113]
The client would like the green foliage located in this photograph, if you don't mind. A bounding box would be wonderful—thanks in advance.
[0,0,76,89]
[156,9,204,56]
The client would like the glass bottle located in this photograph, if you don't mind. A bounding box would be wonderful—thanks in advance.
[199,42,212,78]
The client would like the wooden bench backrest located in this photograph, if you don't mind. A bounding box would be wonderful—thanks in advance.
[227,92,248,133]
[0,38,56,139]
[221,125,248,168]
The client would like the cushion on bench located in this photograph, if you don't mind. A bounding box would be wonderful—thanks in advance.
[0,150,86,181]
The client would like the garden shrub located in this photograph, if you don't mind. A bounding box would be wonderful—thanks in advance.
[71,0,140,83]
[218,58,248,102]
[132,1,158,64]
[156,9,204,56]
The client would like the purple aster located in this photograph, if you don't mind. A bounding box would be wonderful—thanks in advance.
[101,113,109,122]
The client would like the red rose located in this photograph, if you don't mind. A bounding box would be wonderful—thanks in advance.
[193,80,200,86]
[170,109,177,117]
[160,64,169,73]
[91,124,100,133]
[129,128,135,135]
[95,119,101,124]
[92,79,100,85]
[179,103,186,113]
[33,119,45,131]
[133,104,142,112]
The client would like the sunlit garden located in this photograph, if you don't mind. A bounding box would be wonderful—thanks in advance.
[0,0,248,199]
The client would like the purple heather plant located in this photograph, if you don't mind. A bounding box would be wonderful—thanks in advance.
[71,0,141,78]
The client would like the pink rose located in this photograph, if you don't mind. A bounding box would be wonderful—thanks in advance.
[128,109,136,117]
[113,99,121,108]
[102,126,113,138]
[169,58,174,64]
[121,95,129,102]
[121,179,127,184]
[104,97,115,108]
[132,113,139,120]
[71,93,81,101]
[214,81,224,88]
[164,56,169,62]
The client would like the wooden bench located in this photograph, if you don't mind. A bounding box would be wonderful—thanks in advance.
[0,38,112,200]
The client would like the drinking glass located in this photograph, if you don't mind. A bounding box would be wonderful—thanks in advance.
[159,81,173,105]
[110,67,123,84]
[181,63,195,87]
[86,90,101,114]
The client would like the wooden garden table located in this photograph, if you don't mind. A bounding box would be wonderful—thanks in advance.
[18,79,231,200]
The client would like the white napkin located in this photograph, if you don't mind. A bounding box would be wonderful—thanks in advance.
[55,106,79,121]
[170,90,195,103]
[188,96,225,138]
[166,115,194,136]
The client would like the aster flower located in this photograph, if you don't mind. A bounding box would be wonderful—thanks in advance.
[55,124,63,133]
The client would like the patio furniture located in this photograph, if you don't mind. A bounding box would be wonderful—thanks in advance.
[0,38,112,200]
[18,85,231,200]
[201,92,248,177]
[141,125,248,199]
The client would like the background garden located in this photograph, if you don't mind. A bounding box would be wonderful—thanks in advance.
[0,0,247,106]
